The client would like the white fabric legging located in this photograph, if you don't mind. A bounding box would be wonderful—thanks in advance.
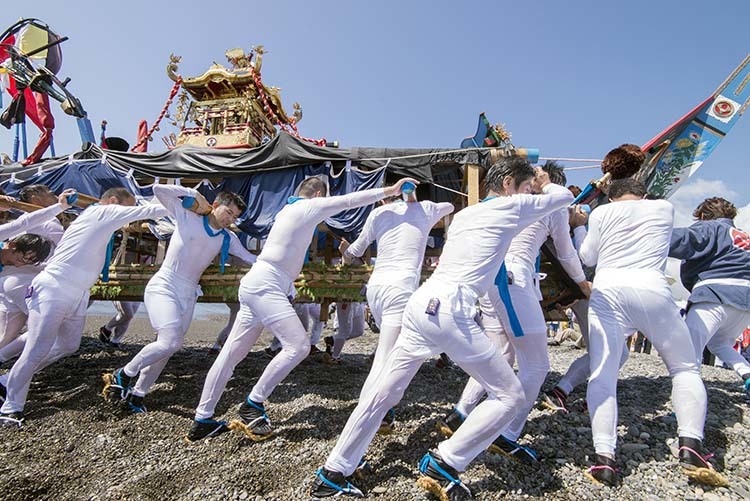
[0,309,27,352]
[358,284,410,402]
[455,261,549,442]
[0,330,27,365]
[331,302,366,358]
[195,283,309,417]
[195,299,263,419]
[0,268,38,351]
[124,274,198,397]
[214,302,241,348]
[686,302,750,378]
[269,302,322,350]
[1,274,88,414]
[308,303,323,345]
[105,301,141,344]
[587,269,706,456]
[557,299,629,395]
[324,282,524,476]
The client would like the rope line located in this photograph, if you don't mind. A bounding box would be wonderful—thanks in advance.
[432,182,468,197]
[539,156,603,163]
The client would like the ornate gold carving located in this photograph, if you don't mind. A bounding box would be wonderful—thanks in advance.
[169,46,300,149]
[166,54,182,82]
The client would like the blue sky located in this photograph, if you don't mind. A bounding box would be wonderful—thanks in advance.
[3,1,749,226]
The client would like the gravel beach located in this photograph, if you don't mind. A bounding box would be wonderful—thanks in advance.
[1,309,748,500]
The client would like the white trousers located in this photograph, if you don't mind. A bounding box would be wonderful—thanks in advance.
[214,302,241,349]
[308,303,323,345]
[269,302,322,350]
[325,280,524,476]
[358,284,411,402]
[1,272,88,413]
[456,260,549,441]
[124,272,198,397]
[557,299,629,395]
[196,295,263,419]
[0,267,38,351]
[0,309,27,353]
[587,269,705,456]
[331,302,366,357]
[238,262,311,404]
[686,302,750,379]
[105,301,141,344]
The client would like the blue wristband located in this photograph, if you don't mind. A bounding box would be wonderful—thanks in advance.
[181,196,195,209]
[66,192,78,205]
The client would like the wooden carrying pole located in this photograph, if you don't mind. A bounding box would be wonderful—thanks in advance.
[0,199,44,212]
[465,164,481,206]
[74,193,99,208]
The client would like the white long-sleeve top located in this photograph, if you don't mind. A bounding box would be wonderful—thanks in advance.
[26,214,65,246]
[345,200,454,291]
[578,199,674,272]
[0,203,65,242]
[432,183,573,296]
[254,188,386,282]
[43,202,168,290]
[153,184,255,284]
[506,206,585,283]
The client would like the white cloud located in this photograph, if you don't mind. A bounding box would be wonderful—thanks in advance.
[668,178,740,227]
[666,178,750,302]
[735,203,750,231]
[665,257,689,303]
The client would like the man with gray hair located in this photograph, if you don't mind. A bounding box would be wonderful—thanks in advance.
[311,157,573,499]
[437,160,591,465]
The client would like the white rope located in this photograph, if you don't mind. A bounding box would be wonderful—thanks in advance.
[540,157,603,163]
[432,182,468,198]
[562,164,601,171]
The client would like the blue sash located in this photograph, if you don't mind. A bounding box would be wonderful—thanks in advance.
[203,216,230,273]
[101,234,115,282]
[482,195,524,337]
[87,203,114,283]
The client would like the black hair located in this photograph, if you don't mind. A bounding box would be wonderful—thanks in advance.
[214,191,247,214]
[608,178,647,199]
[541,160,566,186]
[485,157,535,193]
[18,184,52,203]
[9,233,53,265]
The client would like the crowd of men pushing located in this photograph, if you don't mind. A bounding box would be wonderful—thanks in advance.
[0,143,748,499]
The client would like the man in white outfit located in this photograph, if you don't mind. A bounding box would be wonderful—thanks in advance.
[103,186,255,413]
[0,188,166,428]
[542,145,643,414]
[99,301,141,347]
[185,176,416,442]
[339,191,453,429]
[323,301,366,364]
[311,157,573,500]
[0,186,67,355]
[437,161,590,464]
[579,178,726,487]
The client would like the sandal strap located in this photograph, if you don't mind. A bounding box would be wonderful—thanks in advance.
[679,446,715,469]
[588,464,617,474]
